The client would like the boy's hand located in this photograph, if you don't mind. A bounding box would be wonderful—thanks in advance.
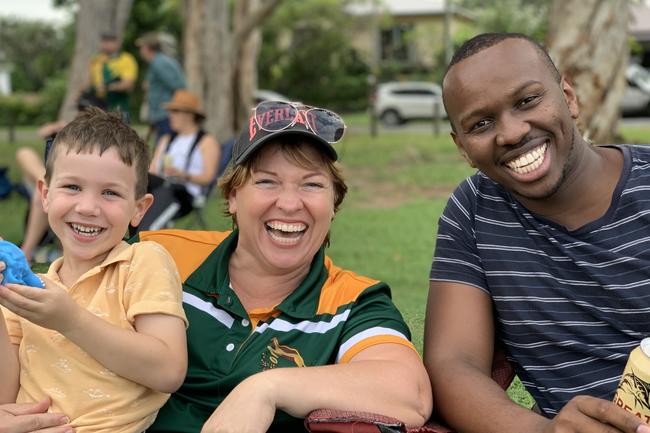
[0,276,80,333]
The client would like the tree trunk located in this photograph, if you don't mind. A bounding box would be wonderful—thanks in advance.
[183,0,205,96]
[184,0,281,142]
[58,0,133,121]
[203,0,234,142]
[233,0,262,132]
[546,0,629,144]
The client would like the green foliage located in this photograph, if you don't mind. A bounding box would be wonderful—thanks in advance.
[0,17,75,93]
[0,95,40,126]
[457,0,551,42]
[0,80,66,127]
[259,0,371,111]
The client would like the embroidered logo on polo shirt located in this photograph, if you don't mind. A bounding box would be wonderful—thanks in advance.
[260,337,305,370]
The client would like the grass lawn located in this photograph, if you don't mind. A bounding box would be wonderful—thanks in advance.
[2,120,650,409]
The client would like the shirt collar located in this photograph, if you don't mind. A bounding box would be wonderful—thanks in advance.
[184,230,329,319]
[46,241,133,285]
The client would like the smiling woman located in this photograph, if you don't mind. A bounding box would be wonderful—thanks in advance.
[134,102,433,433]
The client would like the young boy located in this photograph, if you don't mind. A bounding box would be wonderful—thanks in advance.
[0,107,188,433]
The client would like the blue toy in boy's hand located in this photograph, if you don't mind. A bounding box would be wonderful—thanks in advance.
[0,240,44,288]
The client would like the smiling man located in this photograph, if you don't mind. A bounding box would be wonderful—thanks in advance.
[424,32,650,433]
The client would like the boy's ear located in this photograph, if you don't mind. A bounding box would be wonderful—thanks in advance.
[37,179,50,213]
[130,193,154,227]
[451,131,476,168]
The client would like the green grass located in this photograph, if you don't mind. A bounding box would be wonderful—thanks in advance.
[3,121,650,410]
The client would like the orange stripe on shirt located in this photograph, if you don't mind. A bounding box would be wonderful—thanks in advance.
[317,256,381,315]
[338,335,416,364]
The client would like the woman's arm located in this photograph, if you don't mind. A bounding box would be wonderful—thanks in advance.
[201,342,432,433]
[186,135,220,186]
[149,134,171,175]
[0,262,21,403]
[0,397,73,433]
[0,308,20,403]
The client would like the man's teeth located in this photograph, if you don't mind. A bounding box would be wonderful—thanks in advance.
[70,223,103,236]
[506,143,547,174]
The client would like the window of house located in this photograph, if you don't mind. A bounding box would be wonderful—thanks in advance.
[380,24,414,62]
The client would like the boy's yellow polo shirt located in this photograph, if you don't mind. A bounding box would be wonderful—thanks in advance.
[3,241,187,433]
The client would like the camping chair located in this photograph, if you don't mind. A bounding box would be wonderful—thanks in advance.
[187,136,234,229]
[305,347,516,433]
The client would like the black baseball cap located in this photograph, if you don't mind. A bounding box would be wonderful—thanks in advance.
[232,104,341,166]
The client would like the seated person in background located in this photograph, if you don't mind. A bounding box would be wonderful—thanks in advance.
[425,32,650,433]
[14,146,50,262]
[137,89,220,232]
[0,107,188,433]
[16,100,97,262]
[133,100,432,432]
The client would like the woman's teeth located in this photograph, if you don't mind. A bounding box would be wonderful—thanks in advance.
[266,221,306,244]
[506,143,548,174]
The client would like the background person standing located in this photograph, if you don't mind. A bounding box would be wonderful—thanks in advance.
[85,32,138,115]
[136,32,186,143]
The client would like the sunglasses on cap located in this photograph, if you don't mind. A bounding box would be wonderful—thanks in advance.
[253,100,346,144]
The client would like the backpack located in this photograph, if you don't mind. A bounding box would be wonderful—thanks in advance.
[0,167,13,200]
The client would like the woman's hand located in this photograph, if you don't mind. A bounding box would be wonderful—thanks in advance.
[200,373,277,433]
[162,166,185,179]
[0,275,80,334]
[0,397,73,433]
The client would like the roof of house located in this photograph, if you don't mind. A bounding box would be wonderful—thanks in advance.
[346,0,470,18]
[630,3,650,42]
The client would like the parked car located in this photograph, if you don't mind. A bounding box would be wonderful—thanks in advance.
[373,81,446,126]
[621,64,650,116]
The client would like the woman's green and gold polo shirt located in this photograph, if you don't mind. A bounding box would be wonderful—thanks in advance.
[137,229,415,433]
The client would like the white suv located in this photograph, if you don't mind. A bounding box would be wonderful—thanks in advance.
[373,81,446,126]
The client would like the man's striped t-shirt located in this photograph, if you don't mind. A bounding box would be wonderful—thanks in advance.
[430,144,650,416]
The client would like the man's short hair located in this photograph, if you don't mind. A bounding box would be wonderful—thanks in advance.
[45,107,150,198]
[135,32,161,52]
[100,32,118,41]
[446,32,561,83]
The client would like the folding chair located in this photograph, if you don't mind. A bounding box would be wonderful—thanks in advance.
[305,348,516,433]
[186,136,234,229]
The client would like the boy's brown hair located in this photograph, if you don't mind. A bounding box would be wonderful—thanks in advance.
[44,107,150,198]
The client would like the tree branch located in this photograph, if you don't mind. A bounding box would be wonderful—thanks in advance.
[233,0,282,52]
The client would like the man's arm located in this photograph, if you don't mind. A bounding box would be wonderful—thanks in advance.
[151,59,185,92]
[424,280,649,433]
[106,79,135,93]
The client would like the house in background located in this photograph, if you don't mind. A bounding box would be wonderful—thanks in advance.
[345,0,473,78]
[630,2,650,68]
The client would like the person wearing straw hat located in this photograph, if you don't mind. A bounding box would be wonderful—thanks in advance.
[135,90,220,233]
